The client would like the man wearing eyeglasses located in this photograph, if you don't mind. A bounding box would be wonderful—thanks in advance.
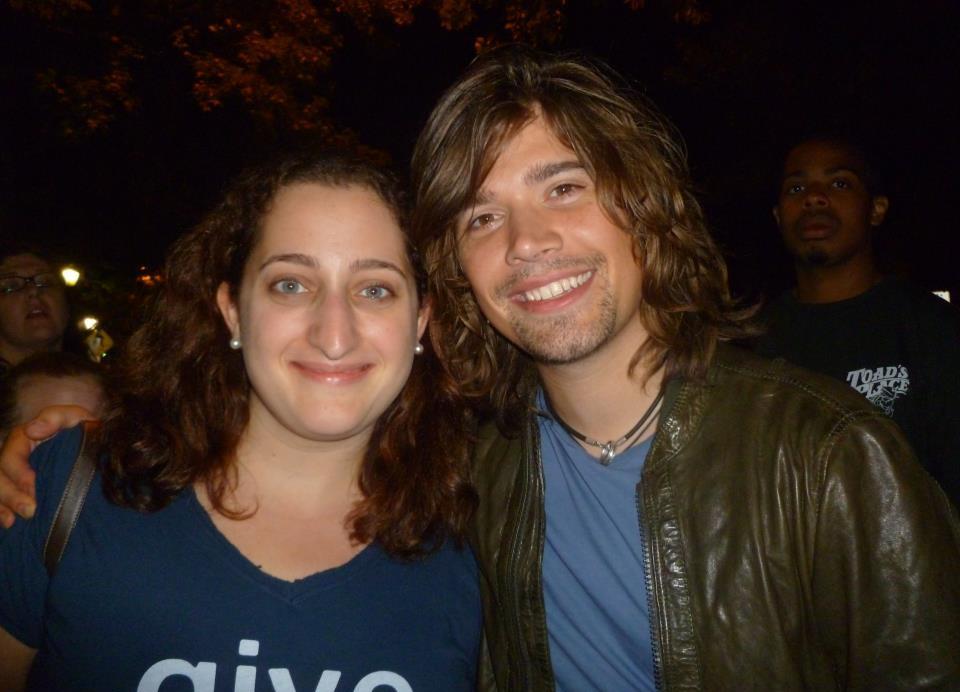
[0,244,70,378]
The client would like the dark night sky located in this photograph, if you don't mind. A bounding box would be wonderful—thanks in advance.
[2,0,959,304]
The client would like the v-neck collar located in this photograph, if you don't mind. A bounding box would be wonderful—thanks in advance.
[182,487,382,605]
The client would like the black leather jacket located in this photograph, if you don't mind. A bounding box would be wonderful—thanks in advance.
[471,347,960,691]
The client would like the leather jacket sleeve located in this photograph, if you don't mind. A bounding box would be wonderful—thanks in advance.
[810,410,960,689]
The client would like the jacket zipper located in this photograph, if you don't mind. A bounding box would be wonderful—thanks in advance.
[506,418,537,689]
[529,422,553,688]
[638,479,664,691]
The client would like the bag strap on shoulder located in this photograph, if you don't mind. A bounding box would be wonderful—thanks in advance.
[42,421,99,577]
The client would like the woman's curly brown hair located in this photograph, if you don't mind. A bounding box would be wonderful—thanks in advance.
[98,150,477,557]
[410,45,757,431]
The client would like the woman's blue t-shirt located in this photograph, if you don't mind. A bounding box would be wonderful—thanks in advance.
[0,427,481,691]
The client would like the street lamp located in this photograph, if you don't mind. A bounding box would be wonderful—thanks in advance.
[61,266,80,286]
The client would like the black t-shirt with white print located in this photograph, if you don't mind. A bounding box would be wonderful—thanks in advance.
[756,278,960,507]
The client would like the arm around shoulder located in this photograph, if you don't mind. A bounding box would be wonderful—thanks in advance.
[0,426,39,527]
[0,405,96,527]
[811,411,960,689]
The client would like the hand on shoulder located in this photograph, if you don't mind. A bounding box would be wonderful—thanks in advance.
[0,405,97,528]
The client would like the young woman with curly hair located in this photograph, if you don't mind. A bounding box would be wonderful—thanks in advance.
[0,151,480,691]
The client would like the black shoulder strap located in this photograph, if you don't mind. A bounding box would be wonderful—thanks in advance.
[42,422,98,577]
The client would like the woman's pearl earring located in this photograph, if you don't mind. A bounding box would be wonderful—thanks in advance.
[229,337,242,350]
[414,343,424,355]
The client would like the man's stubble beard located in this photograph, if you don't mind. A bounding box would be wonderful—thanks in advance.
[797,246,832,267]
[794,238,866,269]
[506,287,618,366]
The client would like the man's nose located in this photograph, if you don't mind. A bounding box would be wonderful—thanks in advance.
[802,184,829,209]
[505,207,563,264]
[307,293,360,360]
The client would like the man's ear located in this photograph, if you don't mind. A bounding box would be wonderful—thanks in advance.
[870,195,889,227]
[216,282,240,341]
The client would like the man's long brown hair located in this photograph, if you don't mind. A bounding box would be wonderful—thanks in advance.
[411,46,755,429]
[98,151,476,557]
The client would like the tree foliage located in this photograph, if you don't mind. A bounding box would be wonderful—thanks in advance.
[5,0,709,139]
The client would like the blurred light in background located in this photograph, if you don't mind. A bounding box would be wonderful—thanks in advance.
[80,316,99,330]
[136,268,162,287]
[933,291,951,303]
[61,266,80,286]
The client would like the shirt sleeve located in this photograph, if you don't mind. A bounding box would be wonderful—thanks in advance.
[0,426,85,647]
[812,412,960,689]
[917,297,960,507]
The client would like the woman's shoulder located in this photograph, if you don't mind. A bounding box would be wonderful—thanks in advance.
[29,425,94,531]
[30,424,88,471]
[377,539,478,582]
[0,426,91,647]
[373,540,480,616]
[424,540,478,580]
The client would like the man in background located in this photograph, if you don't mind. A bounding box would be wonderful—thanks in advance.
[758,136,960,506]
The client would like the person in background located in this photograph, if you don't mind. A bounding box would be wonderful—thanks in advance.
[757,135,960,506]
[0,151,480,690]
[0,352,106,440]
[0,244,70,378]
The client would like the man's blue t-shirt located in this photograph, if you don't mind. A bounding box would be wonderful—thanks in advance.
[539,401,657,692]
[0,427,481,691]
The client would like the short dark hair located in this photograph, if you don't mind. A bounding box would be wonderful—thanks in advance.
[0,351,104,432]
[780,132,884,197]
[0,242,52,268]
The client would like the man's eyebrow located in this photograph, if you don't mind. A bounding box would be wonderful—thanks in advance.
[825,166,863,178]
[471,189,493,207]
[522,160,585,186]
[464,159,584,211]
[783,166,863,180]
[258,253,317,271]
[349,258,408,279]
[467,160,586,213]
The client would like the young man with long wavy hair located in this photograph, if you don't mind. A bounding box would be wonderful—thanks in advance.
[412,46,959,691]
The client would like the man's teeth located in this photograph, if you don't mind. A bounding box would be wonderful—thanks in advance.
[521,271,592,302]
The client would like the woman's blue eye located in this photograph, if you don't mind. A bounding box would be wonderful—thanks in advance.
[274,279,306,294]
[361,285,391,300]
